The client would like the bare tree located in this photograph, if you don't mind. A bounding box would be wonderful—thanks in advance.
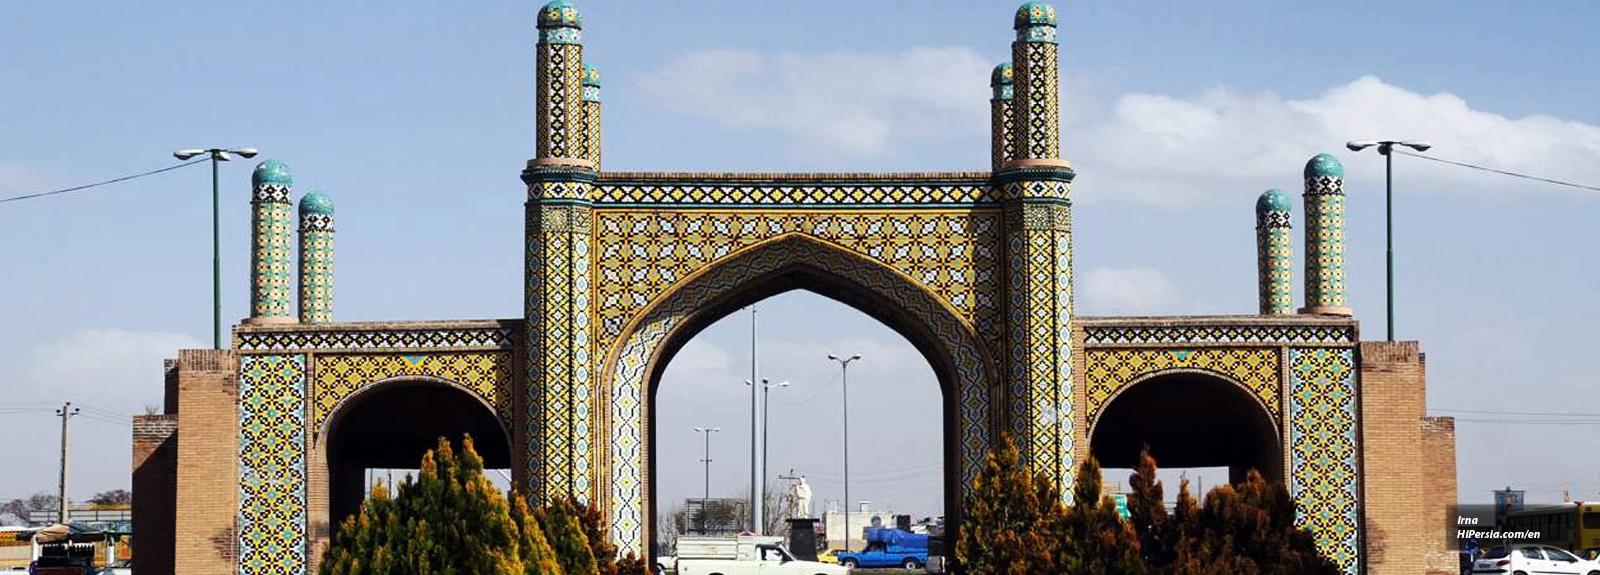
[89,489,131,506]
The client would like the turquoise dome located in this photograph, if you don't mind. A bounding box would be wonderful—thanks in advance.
[990,62,1014,87]
[583,64,600,88]
[1256,188,1291,213]
[538,0,581,28]
[1014,2,1059,29]
[299,190,334,216]
[1304,153,1345,179]
[252,159,292,188]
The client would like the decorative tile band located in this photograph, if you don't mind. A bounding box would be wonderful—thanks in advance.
[1288,347,1361,575]
[235,326,514,352]
[238,354,307,575]
[591,183,1000,205]
[1082,324,1356,346]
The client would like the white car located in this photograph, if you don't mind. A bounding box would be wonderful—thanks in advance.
[1472,544,1600,575]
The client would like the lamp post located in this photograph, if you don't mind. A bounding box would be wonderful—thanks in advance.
[747,377,789,529]
[747,305,761,534]
[174,147,259,349]
[1345,139,1432,342]
[693,426,721,535]
[826,353,861,551]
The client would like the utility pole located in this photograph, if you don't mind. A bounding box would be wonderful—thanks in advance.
[827,353,861,551]
[748,305,762,534]
[55,402,79,524]
[694,426,721,535]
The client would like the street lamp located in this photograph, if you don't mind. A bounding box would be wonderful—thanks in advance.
[174,147,259,349]
[1345,139,1432,341]
[826,353,861,551]
[747,377,789,528]
[693,426,722,535]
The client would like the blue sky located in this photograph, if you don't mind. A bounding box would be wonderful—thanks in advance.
[2,1,1598,517]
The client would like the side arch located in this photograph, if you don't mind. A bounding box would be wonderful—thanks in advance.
[598,233,1000,555]
[1089,368,1283,483]
[1087,366,1282,439]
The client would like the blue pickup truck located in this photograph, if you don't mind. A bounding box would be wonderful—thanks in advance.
[837,528,928,570]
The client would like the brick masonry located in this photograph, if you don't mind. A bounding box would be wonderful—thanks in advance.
[1422,416,1458,575]
[1359,341,1457,575]
[171,349,241,575]
[132,413,176,575]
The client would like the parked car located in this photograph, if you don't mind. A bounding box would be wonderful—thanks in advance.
[672,534,847,575]
[1471,544,1600,575]
[816,549,840,565]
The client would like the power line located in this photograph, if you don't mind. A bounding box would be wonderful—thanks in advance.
[1434,407,1600,417]
[0,157,209,205]
[1394,149,1600,192]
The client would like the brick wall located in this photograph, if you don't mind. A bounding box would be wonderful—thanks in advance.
[172,349,240,575]
[1359,341,1428,575]
[132,413,177,575]
[1422,416,1459,575]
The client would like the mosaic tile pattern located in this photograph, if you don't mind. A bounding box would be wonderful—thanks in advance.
[1082,348,1282,428]
[526,201,595,504]
[1289,347,1361,575]
[591,182,1000,206]
[238,354,307,575]
[310,352,513,434]
[251,180,295,320]
[991,62,1015,171]
[235,326,513,352]
[1256,189,1294,315]
[592,209,1004,364]
[536,41,585,162]
[298,191,334,324]
[584,99,601,170]
[1303,154,1347,311]
[1082,324,1356,346]
[604,235,994,556]
[1004,199,1075,496]
[1012,39,1060,160]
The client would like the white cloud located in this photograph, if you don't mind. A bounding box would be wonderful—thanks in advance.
[1079,267,1184,316]
[1070,76,1600,204]
[638,45,1600,204]
[25,328,204,412]
[636,46,991,158]
[0,161,46,192]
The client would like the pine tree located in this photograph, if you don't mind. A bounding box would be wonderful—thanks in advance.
[538,498,601,575]
[567,497,619,575]
[1169,470,1338,575]
[1127,447,1171,569]
[955,433,1065,575]
[1058,455,1146,575]
[612,553,652,575]
[318,435,564,575]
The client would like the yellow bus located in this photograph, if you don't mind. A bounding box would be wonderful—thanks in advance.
[1502,502,1600,559]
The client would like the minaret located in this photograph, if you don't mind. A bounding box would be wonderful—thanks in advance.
[246,159,295,325]
[990,62,1015,172]
[1301,153,1352,316]
[997,2,1076,501]
[583,64,601,170]
[534,0,590,169]
[525,0,597,514]
[1009,2,1066,167]
[1255,189,1294,315]
[298,190,334,324]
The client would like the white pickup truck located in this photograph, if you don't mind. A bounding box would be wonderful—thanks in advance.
[665,535,848,575]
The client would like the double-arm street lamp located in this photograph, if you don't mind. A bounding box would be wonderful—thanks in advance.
[826,353,861,551]
[1345,139,1432,342]
[174,147,259,349]
[747,377,789,528]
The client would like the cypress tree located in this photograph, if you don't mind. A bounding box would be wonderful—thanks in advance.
[955,433,1064,575]
[1127,447,1171,568]
[538,499,600,575]
[567,496,619,575]
[1058,455,1146,575]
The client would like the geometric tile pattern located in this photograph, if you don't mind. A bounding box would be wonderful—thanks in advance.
[1082,347,1282,429]
[526,200,595,505]
[1256,198,1293,315]
[536,41,585,162]
[585,100,601,170]
[592,209,1004,363]
[251,183,295,320]
[298,213,334,324]
[590,181,1000,206]
[234,325,513,352]
[1288,347,1361,575]
[1003,198,1074,497]
[1082,323,1356,346]
[990,62,1015,172]
[1303,172,1347,310]
[238,354,307,575]
[603,235,995,556]
[1012,39,1060,160]
[309,352,513,435]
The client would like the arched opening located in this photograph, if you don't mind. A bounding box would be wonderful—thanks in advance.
[322,379,513,536]
[1091,371,1281,489]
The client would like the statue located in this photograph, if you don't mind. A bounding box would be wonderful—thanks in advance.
[792,476,813,518]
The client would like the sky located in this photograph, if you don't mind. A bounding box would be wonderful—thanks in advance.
[2,1,1598,517]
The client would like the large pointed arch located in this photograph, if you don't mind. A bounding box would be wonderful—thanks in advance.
[598,233,999,554]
